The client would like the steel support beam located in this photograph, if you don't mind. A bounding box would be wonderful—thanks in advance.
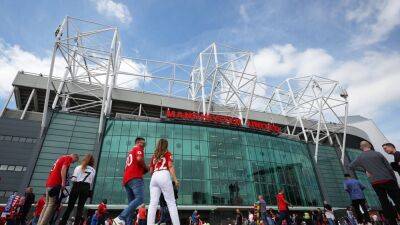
[0,86,15,118]
[20,89,36,120]
[41,18,66,134]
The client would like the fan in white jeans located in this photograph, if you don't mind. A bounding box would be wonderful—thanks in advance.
[147,139,180,225]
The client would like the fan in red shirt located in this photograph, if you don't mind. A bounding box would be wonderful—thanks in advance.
[97,200,107,218]
[31,194,45,225]
[136,204,147,225]
[113,137,148,225]
[46,154,79,188]
[38,154,79,225]
[276,189,292,225]
[122,140,148,186]
[150,151,173,172]
[93,199,108,225]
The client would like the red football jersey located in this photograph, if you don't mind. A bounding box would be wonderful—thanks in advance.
[46,155,73,187]
[34,196,46,217]
[123,145,145,185]
[97,202,107,216]
[150,151,173,172]
[276,193,288,212]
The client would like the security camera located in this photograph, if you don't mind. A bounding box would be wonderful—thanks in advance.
[340,89,348,99]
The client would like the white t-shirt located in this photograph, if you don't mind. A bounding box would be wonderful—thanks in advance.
[248,213,254,222]
[71,165,96,188]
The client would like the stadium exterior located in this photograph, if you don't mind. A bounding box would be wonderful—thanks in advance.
[0,17,389,219]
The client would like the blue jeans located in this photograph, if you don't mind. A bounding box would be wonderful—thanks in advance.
[91,215,98,225]
[31,217,39,225]
[267,216,275,225]
[118,179,144,225]
[261,212,275,225]
[327,218,334,225]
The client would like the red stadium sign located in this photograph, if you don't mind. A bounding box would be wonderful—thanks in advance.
[165,109,281,134]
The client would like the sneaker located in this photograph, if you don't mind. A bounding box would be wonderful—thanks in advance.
[113,217,125,225]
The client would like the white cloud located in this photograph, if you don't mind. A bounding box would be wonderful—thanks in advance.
[116,58,150,89]
[253,43,400,120]
[0,39,151,101]
[0,40,66,96]
[91,0,132,24]
[346,0,400,46]
[330,51,400,117]
[253,44,334,78]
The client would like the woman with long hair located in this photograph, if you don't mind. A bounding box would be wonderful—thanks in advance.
[147,139,180,225]
[59,154,96,225]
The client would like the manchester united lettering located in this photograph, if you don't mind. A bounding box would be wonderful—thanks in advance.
[165,109,281,134]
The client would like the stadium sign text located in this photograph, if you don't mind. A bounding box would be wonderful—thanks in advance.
[165,109,281,134]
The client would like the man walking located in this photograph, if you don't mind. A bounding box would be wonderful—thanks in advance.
[343,174,370,224]
[38,153,78,225]
[349,141,400,225]
[382,143,400,175]
[258,195,273,225]
[276,189,291,225]
[113,137,148,225]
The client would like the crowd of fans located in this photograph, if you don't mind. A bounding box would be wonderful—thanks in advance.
[0,140,399,225]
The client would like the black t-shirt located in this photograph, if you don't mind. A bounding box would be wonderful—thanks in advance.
[22,193,35,213]
[394,151,400,163]
[391,151,400,173]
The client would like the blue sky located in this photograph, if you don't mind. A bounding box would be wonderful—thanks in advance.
[0,0,399,145]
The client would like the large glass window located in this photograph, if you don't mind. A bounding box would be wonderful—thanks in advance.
[93,119,323,206]
[310,145,350,207]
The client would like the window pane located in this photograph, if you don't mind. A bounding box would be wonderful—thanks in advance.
[0,165,8,170]
[7,166,15,171]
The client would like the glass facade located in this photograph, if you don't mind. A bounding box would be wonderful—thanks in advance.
[30,113,99,196]
[311,145,350,207]
[93,119,323,206]
[346,148,380,209]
